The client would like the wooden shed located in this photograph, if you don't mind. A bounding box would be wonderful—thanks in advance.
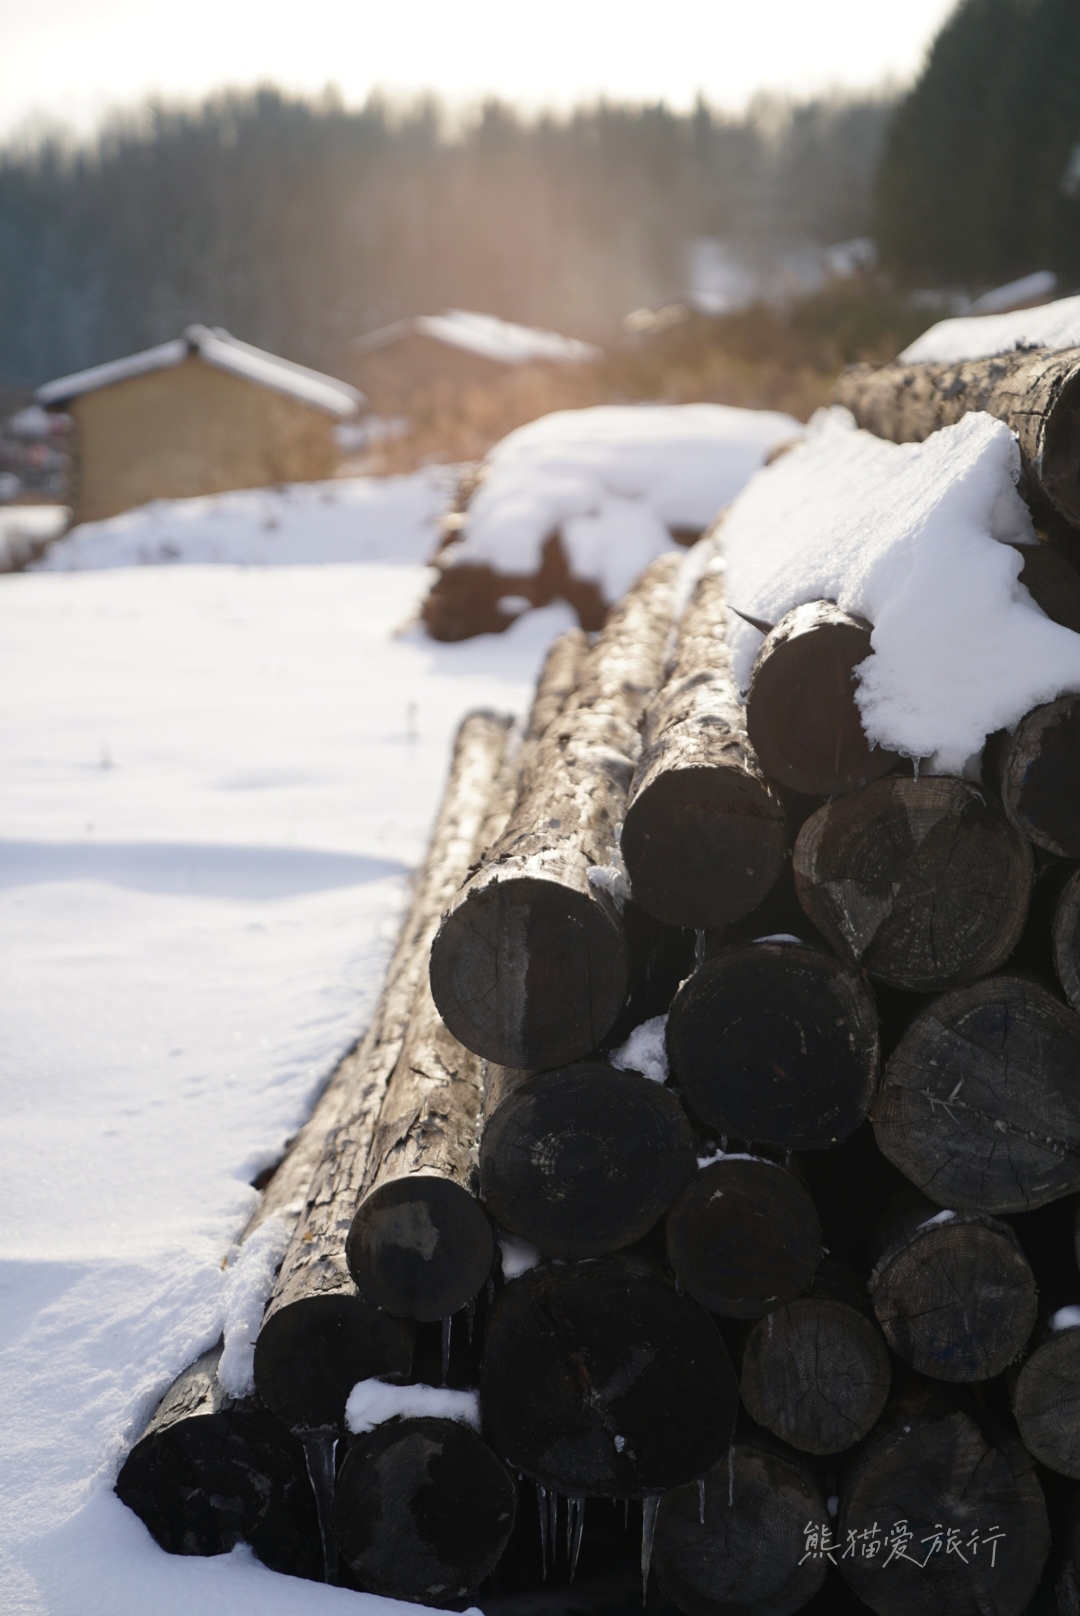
[36,326,364,524]
[352,310,601,413]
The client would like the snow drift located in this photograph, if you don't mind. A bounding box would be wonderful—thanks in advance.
[900,292,1080,365]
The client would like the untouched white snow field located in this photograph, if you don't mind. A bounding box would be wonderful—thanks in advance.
[722,407,1080,774]
[0,554,574,1615]
[33,471,450,572]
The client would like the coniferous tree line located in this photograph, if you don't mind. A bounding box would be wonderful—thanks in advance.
[0,89,890,389]
[875,0,1080,286]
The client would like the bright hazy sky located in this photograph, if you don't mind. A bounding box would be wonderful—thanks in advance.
[0,0,958,139]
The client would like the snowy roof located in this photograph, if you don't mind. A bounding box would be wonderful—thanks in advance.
[900,290,1080,365]
[354,309,602,367]
[36,326,364,418]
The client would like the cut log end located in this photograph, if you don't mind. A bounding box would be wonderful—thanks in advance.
[741,1295,892,1455]
[252,1293,414,1430]
[346,1174,495,1323]
[666,1157,822,1319]
[1013,1327,1080,1479]
[654,1444,829,1616]
[666,942,879,1150]
[479,1062,697,1259]
[430,873,630,1069]
[480,1258,738,1498]
[332,1416,517,1601]
[745,601,900,796]
[621,764,787,930]
[1053,866,1080,1013]
[870,1215,1037,1382]
[999,694,1080,859]
[794,775,1033,993]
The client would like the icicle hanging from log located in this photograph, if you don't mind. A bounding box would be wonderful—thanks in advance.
[430,553,681,1070]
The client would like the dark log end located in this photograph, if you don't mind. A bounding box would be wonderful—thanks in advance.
[621,764,787,929]
[1013,1327,1080,1479]
[654,1444,829,1616]
[794,776,1033,993]
[746,602,901,796]
[741,1297,892,1455]
[666,1157,822,1318]
[1000,695,1080,859]
[1041,367,1080,528]
[480,1258,738,1497]
[1053,866,1080,1013]
[346,1174,495,1323]
[479,1062,697,1259]
[430,874,630,1069]
[332,1416,517,1601]
[115,1402,323,1579]
[666,942,879,1149]
[870,1216,1037,1382]
[253,1293,414,1429]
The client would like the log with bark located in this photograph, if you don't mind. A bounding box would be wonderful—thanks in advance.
[1012,1313,1080,1480]
[114,1344,323,1579]
[620,546,787,929]
[478,1059,697,1259]
[479,1256,739,1498]
[793,776,1033,993]
[838,1389,1050,1616]
[744,600,900,797]
[651,1439,830,1616]
[254,709,513,1429]
[739,1260,892,1455]
[833,346,1080,527]
[332,1415,517,1601]
[430,553,681,1070]
[874,975,1080,1214]
[997,695,1080,859]
[665,940,879,1149]
[665,1154,823,1319]
[868,1191,1037,1382]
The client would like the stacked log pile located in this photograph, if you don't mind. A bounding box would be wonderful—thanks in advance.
[116,353,1080,1616]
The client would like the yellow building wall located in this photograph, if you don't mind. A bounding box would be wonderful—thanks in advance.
[69,357,339,523]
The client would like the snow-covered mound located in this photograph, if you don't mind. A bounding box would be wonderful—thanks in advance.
[900,291,1080,365]
[33,471,450,571]
[722,407,1080,775]
[451,403,802,602]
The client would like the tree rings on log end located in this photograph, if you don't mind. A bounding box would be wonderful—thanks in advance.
[115,1349,323,1578]
[479,1257,738,1497]
[839,1410,1050,1616]
[874,975,1080,1214]
[430,873,630,1069]
[332,1416,517,1601]
[665,942,879,1149]
[999,695,1080,858]
[665,1156,822,1318]
[253,1293,414,1430]
[1013,1325,1080,1479]
[745,601,900,797]
[869,1214,1037,1382]
[621,764,787,930]
[741,1297,891,1454]
[653,1444,829,1616]
[479,1062,697,1259]
[794,776,1033,993]
[346,1174,495,1323]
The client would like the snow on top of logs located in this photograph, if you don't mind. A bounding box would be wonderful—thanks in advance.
[720,406,1080,775]
[345,1377,480,1434]
[900,291,1080,365]
[448,403,803,603]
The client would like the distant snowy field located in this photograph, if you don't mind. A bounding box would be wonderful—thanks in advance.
[1,478,578,1613]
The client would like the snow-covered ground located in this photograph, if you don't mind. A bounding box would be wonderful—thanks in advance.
[1,511,576,1611]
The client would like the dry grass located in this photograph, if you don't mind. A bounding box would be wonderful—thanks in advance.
[363,281,933,475]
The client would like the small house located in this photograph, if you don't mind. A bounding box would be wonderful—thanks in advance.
[352,310,601,412]
[36,326,364,524]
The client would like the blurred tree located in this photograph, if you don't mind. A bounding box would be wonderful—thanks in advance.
[875,0,1080,286]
